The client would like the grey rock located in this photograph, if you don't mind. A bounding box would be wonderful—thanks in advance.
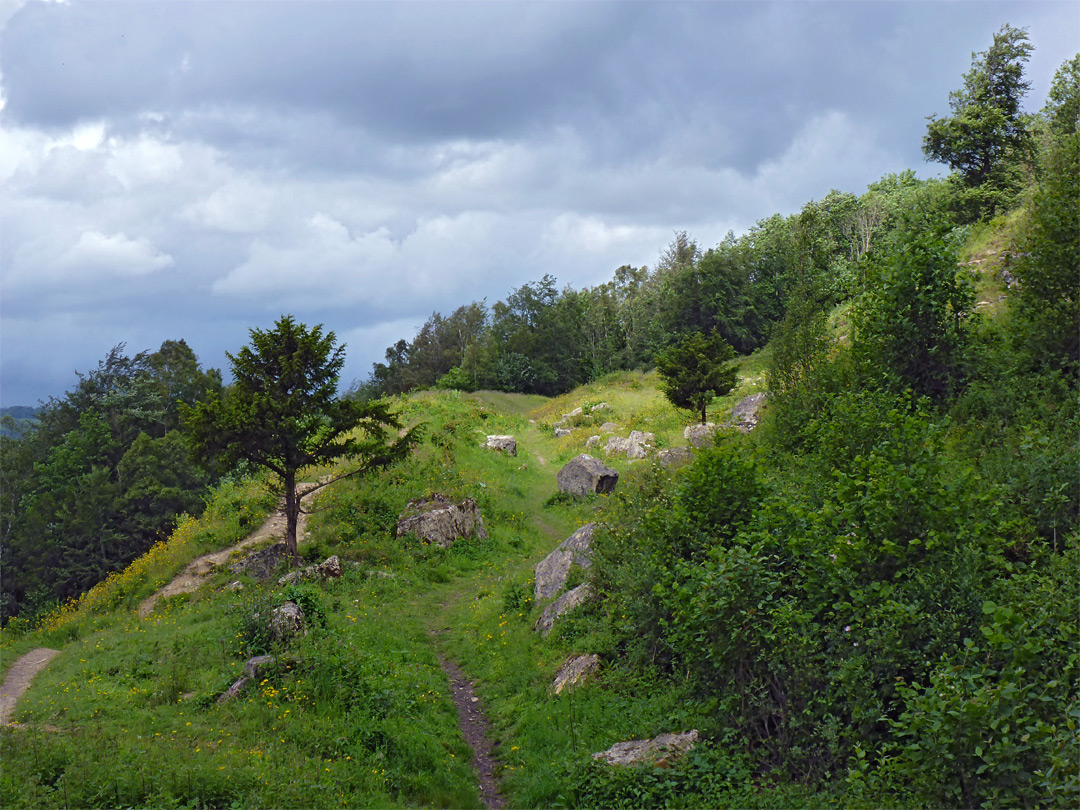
[684,423,716,448]
[535,523,595,601]
[585,435,601,449]
[485,435,517,456]
[593,730,700,767]
[657,447,694,468]
[603,436,633,456]
[628,430,655,446]
[600,422,619,434]
[536,583,592,637]
[395,495,488,549]
[556,455,619,496]
[218,655,277,704]
[277,555,344,586]
[554,427,572,438]
[552,654,601,694]
[724,393,768,433]
[270,601,306,641]
[229,543,290,580]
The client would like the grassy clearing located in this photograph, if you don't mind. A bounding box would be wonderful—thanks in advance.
[0,379,784,808]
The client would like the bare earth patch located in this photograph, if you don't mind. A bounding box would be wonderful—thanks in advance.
[1,648,60,725]
[435,649,505,810]
[137,482,320,618]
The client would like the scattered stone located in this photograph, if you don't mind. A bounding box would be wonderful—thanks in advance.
[395,495,488,549]
[585,435,601,449]
[604,436,633,456]
[567,407,583,418]
[485,435,517,456]
[536,583,592,637]
[600,422,619,434]
[552,654,601,694]
[218,655,277,703]
[229,543,291,580]
[277,555,344,586]
[554,428,572,438]
[628,430,655,446]
[226,581,244,592]
[723,393,768,433]
[556,455,619,497]
[270,601,306,641]
[1001,268,1017,288]
[684,423,716,448]
[593,730,700,767]
[657,447,694,468]
[535,523,595,601]
[367,569,396,579]
[590,402,610,412]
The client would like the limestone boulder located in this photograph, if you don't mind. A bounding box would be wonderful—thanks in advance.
[554,428,572,438]
[535,523,595,601]
[724,393,767,433]
[485,435,517,456]
[277,555,344,586]
[628,430,655,446]
[585,435,601,449]
[270,601,306,641]
[229,543,290,580]
[600,422,619,434]
[552,654,601,694]
[684,423,716,448]
[395,495,488,549]
[657,447,694,468]
[556,455,619,497]
[593,730,700,767]
[603,436,633,456]
[536,583,591,637]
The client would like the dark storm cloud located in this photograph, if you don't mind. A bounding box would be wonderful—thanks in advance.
[1,0,1077,406]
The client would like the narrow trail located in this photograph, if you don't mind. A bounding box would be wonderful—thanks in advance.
[1,648,60,725]
[137,481,321,618]
[429,632,505,810]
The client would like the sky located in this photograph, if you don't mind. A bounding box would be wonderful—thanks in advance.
[1,0,1077,407]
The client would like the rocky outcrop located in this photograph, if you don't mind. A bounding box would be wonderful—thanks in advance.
[485,435,517,456]
[552,654,601,694]
[600,422,618,433]
[723,393,767,433]
[535,523,595,601]
[218,655,277,703]
[554,428,572,438]
[657,447,694,468]
[395,495,488,548]
[270,601,306,641]
[277,555,344,586]
[557,455,619,496]
[536,583,591,637]
[229,543,290,580]
[684,423,716,448]
[592,730,700,767]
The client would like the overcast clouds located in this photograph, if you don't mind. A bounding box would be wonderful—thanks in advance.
[1,0,1076,406]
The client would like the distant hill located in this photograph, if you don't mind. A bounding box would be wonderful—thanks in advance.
[0,406,40,438]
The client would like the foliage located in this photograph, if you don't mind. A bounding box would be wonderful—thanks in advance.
[183,315,421,560]
[923,24,1034,219]
[655,331,738,423]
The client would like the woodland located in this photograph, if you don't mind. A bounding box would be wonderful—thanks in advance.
[0,25,1076,809]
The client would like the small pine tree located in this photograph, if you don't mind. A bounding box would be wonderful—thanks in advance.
[655,331,738,424]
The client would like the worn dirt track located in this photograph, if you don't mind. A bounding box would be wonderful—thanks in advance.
[137,482,321,618]
[1,647,60,725]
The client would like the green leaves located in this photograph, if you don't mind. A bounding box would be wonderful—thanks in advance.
[655,331,738,424]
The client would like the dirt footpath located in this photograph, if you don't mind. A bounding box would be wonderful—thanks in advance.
[1,648,60,725]
[137,483,320,618]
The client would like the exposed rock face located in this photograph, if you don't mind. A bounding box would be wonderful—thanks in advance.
[229,543,290,580]
[218,655,277,703]
[536,583,591,637]
[592,730,700,767]
[277,555,344,586]
[724,393,767,433]
[270,601,306,641]
[535,523,595,601]
[603,436,634,456]
[485,435,517,456]
[395,495,488,548]
[604,431,653,460]
[557,455,619,496]
[552,654,601,694]
[657,447,694,468]
[684,423,716,448]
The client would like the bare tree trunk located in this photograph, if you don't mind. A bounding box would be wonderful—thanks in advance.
[283,468,299,563]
